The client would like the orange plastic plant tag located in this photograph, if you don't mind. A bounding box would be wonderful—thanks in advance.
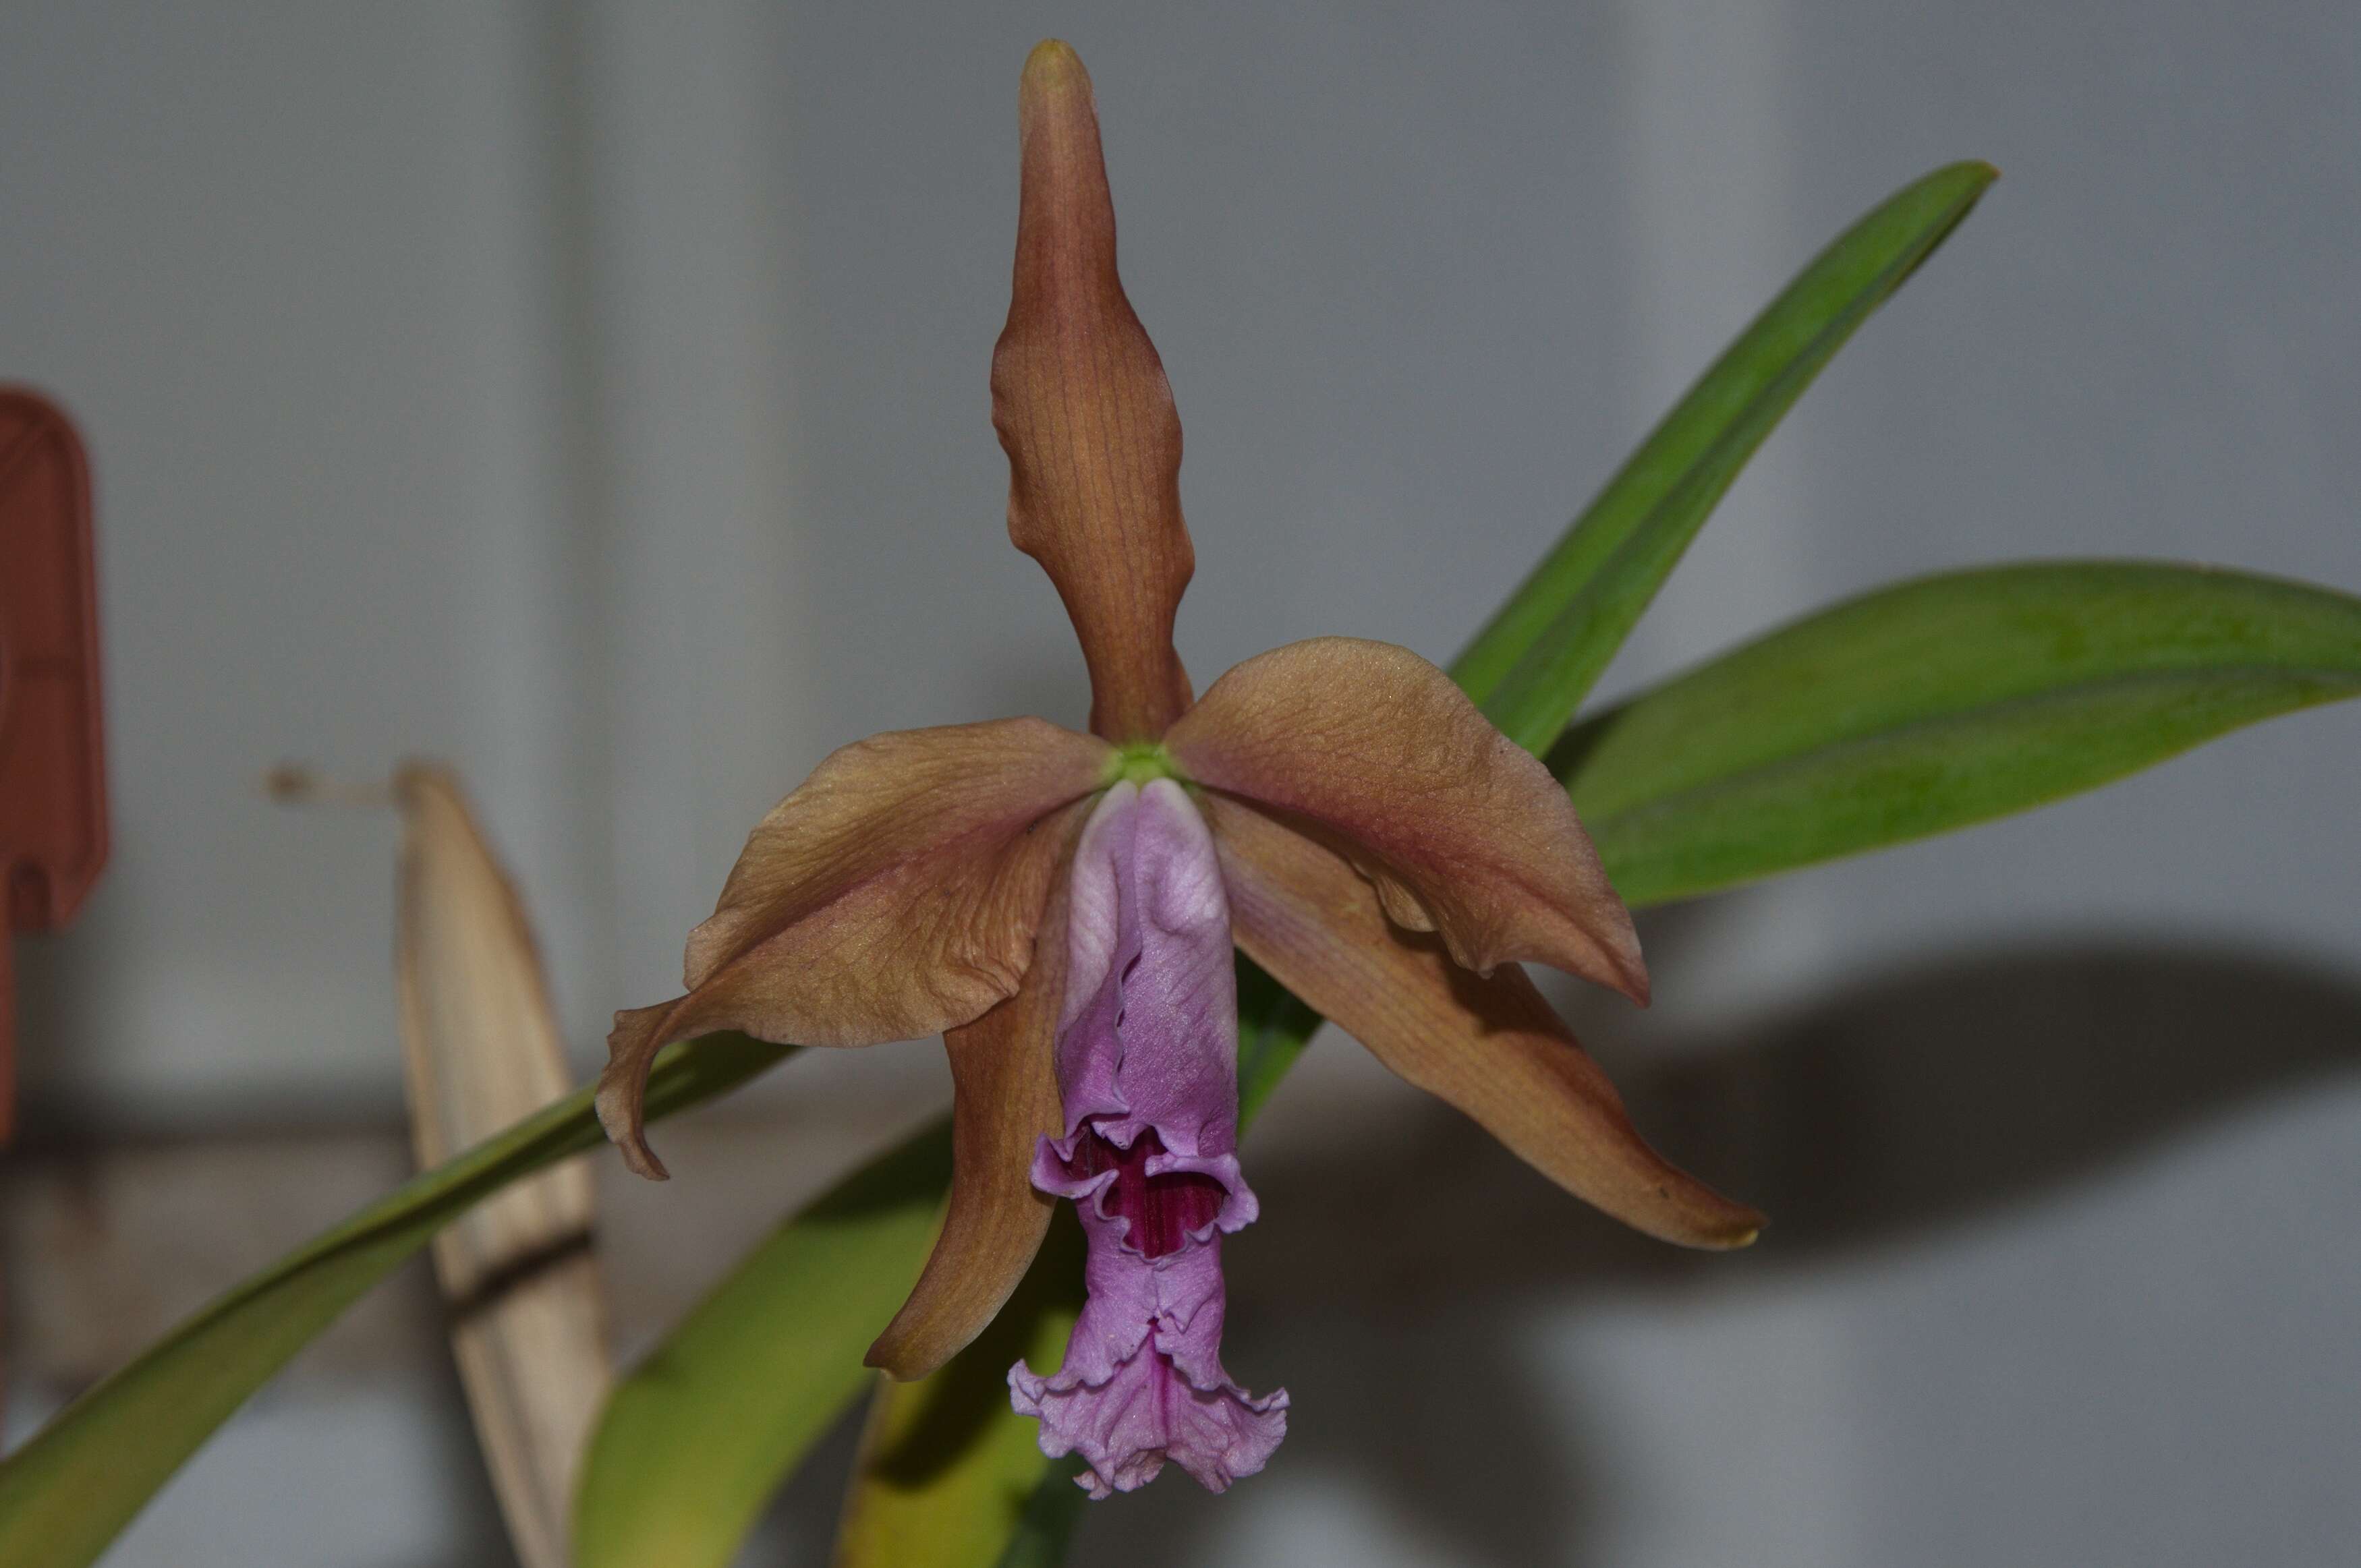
[0,388,108,1142]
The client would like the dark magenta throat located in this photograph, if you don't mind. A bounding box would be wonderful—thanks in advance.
[1060,1124,1224,1258]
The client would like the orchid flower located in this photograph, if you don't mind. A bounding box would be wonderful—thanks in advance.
[596,39,1761,1500]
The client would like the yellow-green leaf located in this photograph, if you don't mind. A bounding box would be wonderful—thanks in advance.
[571,1120,955,1568]
[831,1214,1084,1568]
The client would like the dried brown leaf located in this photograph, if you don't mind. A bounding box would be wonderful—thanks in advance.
[393,765,610,1568]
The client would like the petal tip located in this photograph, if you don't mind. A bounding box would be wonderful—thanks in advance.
[594,1083,671,1182]
[1019,39,1092,127]
[1685,1199,1765,1250]
[861,1337,926,1382]
[1023,38,1086,82]
[1613,952,1653,1008]
[598,1006,674,1182]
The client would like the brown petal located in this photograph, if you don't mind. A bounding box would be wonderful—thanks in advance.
[863,843,1072,1380]
[1207,796,1761,1249]
[596,720,1106,1179]
[1167,637,1647,1001]
[993,40,1195,742]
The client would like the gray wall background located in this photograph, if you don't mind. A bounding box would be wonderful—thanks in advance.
[3,1,2358,1564]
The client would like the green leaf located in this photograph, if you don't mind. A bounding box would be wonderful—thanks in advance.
[1234,957,1324,1128]
[0,1033,790,1568]
[1455,160,1998,753]
[988,1457,1091,1568]
[571,1119,957,1567]
[1560,562,2361,904]
[831,1216,1085,1568]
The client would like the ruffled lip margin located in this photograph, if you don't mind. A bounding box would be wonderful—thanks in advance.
[1008,1225,1289,1497]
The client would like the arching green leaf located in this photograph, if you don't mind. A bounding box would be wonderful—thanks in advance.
[1563,562,2361,903]
[1458,161,1997,753]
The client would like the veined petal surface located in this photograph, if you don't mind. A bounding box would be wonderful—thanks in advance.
[1168,637,1646,999]
[1206,797,1759,1250]
[866,814,1080,1381]
[598,718,1108,1178]
[685,718,1110,1001]
[993,40,1195,742]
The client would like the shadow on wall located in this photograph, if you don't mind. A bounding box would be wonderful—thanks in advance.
[1077,937,2361,1567]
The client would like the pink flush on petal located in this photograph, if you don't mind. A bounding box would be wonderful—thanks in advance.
[1010,778,1288,1497]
